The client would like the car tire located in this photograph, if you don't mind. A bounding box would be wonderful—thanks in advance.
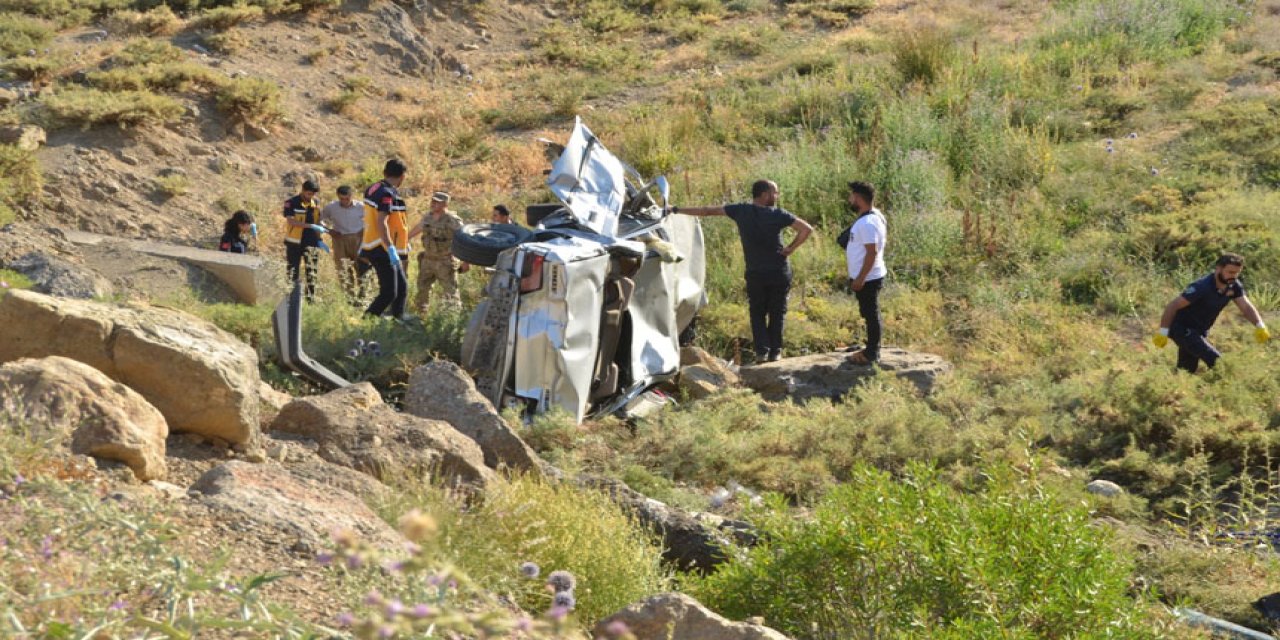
[452,223,535,267]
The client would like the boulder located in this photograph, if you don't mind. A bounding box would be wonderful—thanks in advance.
[594,593,790,640]
[1086,479,1124,498]
[0,124,46,151]
[678,346,739,400]
[0,88,19,108]
[0,289,260,444]
[0,356,166,481]
[191,460,401,551]
[270,383,494,488]
[258,380,291,419]
[403,361,542,474]
[579,475,755,573]
[372,1,440,76]
[6,251,113,299]
[738,348,950,402]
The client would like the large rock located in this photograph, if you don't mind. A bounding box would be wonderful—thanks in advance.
[0,289,260,444]
[0,124,46,151]
[594,593,790,640]
[191,461,401,551]
[403,361,542,474]
[0,356,167,480]
[678,346,739,400]
[579,475,755,573]
[738,348,950,402]
[372,1,440,76]
[270,383,494,487]
[7,251,113,299]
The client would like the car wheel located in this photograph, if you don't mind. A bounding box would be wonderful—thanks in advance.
[452,223,536,267]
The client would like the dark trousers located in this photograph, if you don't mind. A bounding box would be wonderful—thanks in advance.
[361,247,407,318]
[854,277,884,361]
[285,242,318,300]
[744,270,791,356]
[1171,325,1220,373]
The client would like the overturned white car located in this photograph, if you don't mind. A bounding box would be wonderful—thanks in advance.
[454,119,706,423]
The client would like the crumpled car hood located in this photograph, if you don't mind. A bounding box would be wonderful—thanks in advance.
[547,117,627,237]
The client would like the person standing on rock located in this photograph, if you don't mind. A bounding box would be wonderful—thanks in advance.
[321,185,366,301]
[218,210,255,254]
[844,181,888,365]
[673,179,813,362]
[408,191,469,314]
[359,159,410,319]
[1153,253,1269,372]
[282,180,327,300]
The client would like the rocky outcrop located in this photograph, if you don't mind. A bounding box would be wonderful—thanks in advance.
[738,348,950,402]
[579,475,755,573]
[677,346,739,400]
[371,1,440,76]
[0,124,46,151]
[0,289,260,444]
[403,361,542,474]
[6,252,113,299]
[270,383,494,488]
[0,356,167,480]
[191,461,401,551]
[594,593,791,640]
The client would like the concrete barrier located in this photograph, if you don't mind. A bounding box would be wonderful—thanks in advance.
[64,230,281,305]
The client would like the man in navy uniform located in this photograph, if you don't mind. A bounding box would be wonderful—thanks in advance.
[1153,253,1270,372]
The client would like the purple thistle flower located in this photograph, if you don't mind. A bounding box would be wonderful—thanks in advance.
[552,591,576,610]
[548,605,570,622]
[40,536,53,561]
[346,554,364,570]
[315,553,334,566]
[427,574,443,587]
[377,625,395,639]
[12,473,23,485]
[108,600,127,612]
[385,600,404,617]
[410,604,433,619]
[546,570,576,593]
[364,591,384,607]
[447,579,457,591]
[336,612,356,627]
[519,561,541,579]
[515,616,532,631]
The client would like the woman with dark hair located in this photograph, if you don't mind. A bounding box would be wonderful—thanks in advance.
[219,210,256,254]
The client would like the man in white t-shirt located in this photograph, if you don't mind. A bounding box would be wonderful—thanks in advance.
[844,181,887,364]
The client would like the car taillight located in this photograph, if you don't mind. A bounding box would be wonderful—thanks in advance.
[520,253,545,293]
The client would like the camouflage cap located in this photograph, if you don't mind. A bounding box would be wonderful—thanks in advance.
[431,191,451,203]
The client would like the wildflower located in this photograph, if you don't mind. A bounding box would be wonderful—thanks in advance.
[410,604,433,619]
[346,349,361,358]
[12,473,24,485]
[552,591,576,610]
[1150,167,1160,176]
[364,341,381,355]
[605,620,631,636]
[1127,132,1138,139]
[364,591,384,607]
[336,612,356,627]
[514,616,533,631]
[315,552,334,566]
[385,600,405,617]
[547,605,570,622]
[346,554,364,569]
[398,509,438,542]
[546,570,576,593]
[427,574,443,587]
[383,559,405,574]
[448,579,458,591]
[519,561,541,579]
[0,280,8,288]
[40,536,53,561]
[1105,147,1114,154]
[108,600,127,612]
[354,338,366,349]
[378,625,396,639]
[1104,138,1113,145]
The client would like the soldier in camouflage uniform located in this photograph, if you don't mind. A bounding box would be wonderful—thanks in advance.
[409,191,469,313]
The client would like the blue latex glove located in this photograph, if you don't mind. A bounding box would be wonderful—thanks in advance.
[309,224,328,234]
[387,249,402,267]
[249,223,258,238]
[317,240,331,253]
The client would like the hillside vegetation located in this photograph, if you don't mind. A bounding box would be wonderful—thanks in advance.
[4,0,1280,637]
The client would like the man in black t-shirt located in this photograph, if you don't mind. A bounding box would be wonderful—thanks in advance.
[1153,253,1270,372]
[675,180,813,362]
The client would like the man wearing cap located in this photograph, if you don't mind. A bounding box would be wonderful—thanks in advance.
[283,179,326,300]
[409,191,469,314]
[359,160,410,319]
[321,185,366,300]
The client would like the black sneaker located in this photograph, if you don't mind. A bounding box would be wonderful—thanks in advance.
[766,349,782,362]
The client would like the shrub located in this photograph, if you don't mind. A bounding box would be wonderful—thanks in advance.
[0,143,41,220]
[1,55,65,84]
[89,63,224,93]
[102,4,182,35]
[0,12,52,57]
[153,173,190,198]
[214,77,285,126]
[37,88,185,128]
[690,463,1169,639]
[190,3,264,30]
[384,476,670,627]
[890,23,958,85]
[113,38,185,66]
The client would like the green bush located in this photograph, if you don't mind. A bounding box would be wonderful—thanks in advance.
[890,23,958,85]
[384,476,670,627]
[0,143,41,219]
[690,463,1168,639]
[214,76,285,126]
[88,63,224,93]
[1,55,64,83]
[112,37,185,66]
[190,3,264,30]
[0,12,52,57]
[36,88,185,129]
[102,4,182,35]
